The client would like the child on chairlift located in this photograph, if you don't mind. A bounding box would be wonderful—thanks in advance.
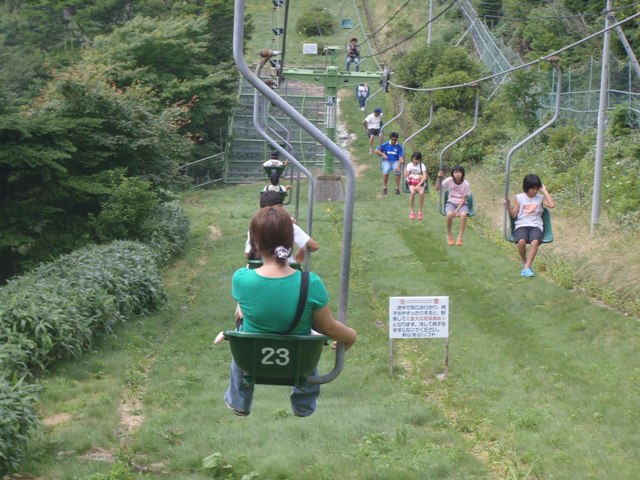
[436,165,472,246]
[503,174,556,277]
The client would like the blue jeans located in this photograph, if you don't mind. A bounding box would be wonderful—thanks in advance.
[381,160,401,175]
[224,359,320,416]
[357,95,367,109]
[346,56,360,72]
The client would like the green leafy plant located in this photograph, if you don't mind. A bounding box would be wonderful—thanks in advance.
[296,8,334,36]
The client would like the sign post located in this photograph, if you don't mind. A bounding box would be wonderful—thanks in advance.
[389,296,449,378]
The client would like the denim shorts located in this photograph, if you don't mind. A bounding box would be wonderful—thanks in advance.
[513,226,543,244]
[445,202,470,214]
[381,160,400,175]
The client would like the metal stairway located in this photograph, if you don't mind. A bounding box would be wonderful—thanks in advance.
[224,76,327,184]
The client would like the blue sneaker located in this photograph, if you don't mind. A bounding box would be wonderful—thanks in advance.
[521,268,535,277]
[522,263,535,274]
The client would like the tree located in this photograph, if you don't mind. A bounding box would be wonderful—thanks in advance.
[86,14,236,154]
[0,65,193,280]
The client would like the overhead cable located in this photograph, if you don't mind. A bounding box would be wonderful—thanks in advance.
[389,11,640,93]
[367,0,412,39]
[360,0,459,61]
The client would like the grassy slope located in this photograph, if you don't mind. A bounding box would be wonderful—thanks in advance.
[20,1,640,479]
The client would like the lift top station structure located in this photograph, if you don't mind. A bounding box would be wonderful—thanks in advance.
[252,1,390,201]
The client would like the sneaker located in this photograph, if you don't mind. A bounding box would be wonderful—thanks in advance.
[409,211,415,220]
[369,149,373,154]
[383,188,388,195]
[417,212,423,220]
[520,268,535,277]
[522,263,535,273]
[225,401,249,416]
[395,189,400,195]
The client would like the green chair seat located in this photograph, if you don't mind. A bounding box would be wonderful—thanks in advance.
[224,331,329,386]
[509,206,553,243]
[440,190,475,217]
[340,19,354,29]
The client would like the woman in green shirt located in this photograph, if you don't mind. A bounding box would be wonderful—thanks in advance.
[224,206,357,416]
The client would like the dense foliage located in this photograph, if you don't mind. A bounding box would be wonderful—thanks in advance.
[0,239,171,473]
[0,0,242,281]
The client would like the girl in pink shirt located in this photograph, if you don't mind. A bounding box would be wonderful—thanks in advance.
[436,165,471,246]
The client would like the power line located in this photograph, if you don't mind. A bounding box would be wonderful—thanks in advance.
[367,0,412,39]
[360,0,459,62]
[389,11,640,93]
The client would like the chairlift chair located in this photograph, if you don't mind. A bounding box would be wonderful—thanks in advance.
[439,190,475,217]
[232,2,358,389]
[507,207,554,243]
[340,19,354,29]
[224,331,329,386]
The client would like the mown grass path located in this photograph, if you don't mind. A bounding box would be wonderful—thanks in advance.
[21,89,640,479]
[22,0,640,472]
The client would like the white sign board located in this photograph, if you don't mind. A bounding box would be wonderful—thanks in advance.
[389,296,449,339]
[326,95,336,129]
[303,43,318,55]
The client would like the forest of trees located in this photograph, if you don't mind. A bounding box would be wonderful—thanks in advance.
[0,0,248,281]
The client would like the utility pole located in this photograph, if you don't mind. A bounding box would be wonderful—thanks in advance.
[427,0,434,45]
[591,0,612,235]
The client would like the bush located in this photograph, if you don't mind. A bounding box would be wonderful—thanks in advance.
[296,8,334,36]
[0,376,40,474]
[0,241,166,370]
[140,201,191,266]
[93,177,159,242]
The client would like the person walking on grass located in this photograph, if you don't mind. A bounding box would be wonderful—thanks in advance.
[503,173,556,277]
[356,83,369,111]
[362,107,383,154]
[436,165,471,246]
[221,206,357,417]
[405,151,428,220]
[375,131,404,195]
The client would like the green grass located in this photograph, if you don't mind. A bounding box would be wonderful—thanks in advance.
[20,87,640,479]
[16,2,640,479]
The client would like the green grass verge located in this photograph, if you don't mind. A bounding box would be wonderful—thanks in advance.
[18,2,640,479]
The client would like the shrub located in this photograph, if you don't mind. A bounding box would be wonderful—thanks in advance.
[0,241,166,370]
[0,376,40,474]
[296,8,334,36]
[93,176,159,242]
[140,201,191,266]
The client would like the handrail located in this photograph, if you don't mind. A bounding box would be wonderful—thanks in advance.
[379,92,405,137]
[402,92,433,185]
[235,0,356,384]
[437,85,480,213]
[254,66,313,260]
[503,58,562,241]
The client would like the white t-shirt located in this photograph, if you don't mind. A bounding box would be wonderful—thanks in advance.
[515,192,544,230]
[405,162,427,179]
[262,184,286,193]
[364,113,383,129]
[263,159,284,167]
[244,223,311,261]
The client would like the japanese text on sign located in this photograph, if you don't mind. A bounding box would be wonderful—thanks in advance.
[389,296,449,339]
[326,96,336,128]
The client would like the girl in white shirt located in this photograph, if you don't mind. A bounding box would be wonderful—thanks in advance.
[404,152,428,220]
